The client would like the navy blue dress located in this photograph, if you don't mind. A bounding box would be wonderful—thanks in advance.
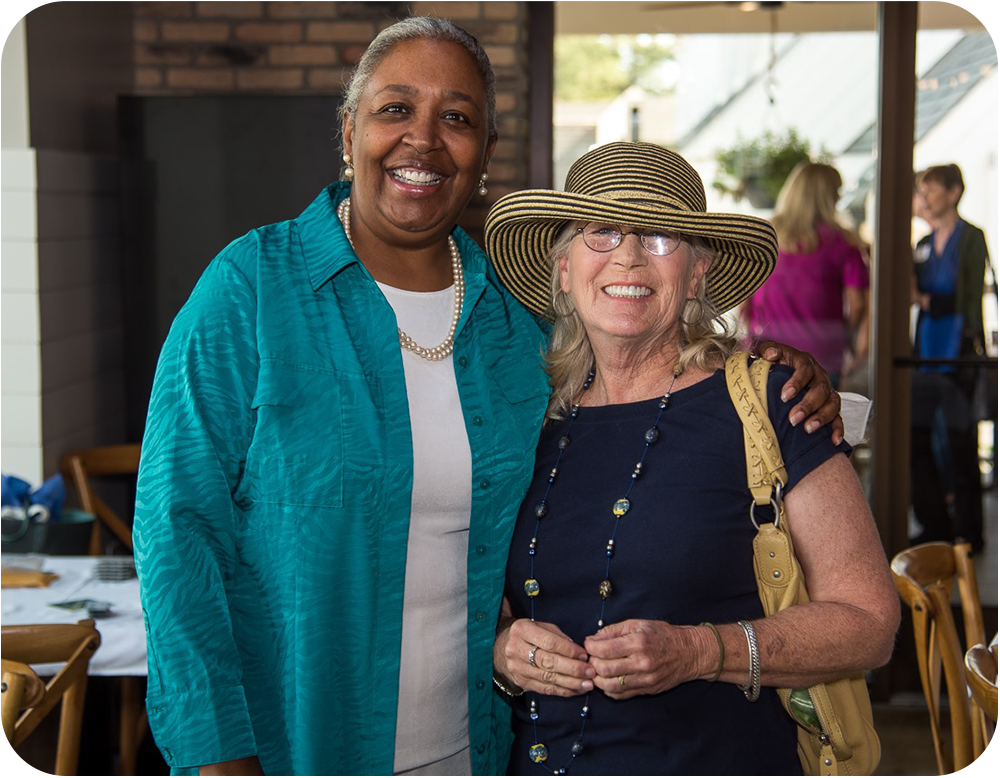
[504,367,849,775]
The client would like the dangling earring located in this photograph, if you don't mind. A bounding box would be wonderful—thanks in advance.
[343,153,355,180]
[478,172,489,197]
[681,297,704,328]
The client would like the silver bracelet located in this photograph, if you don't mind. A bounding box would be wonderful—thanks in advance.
[493,671,524,698]
[737,620,761,702]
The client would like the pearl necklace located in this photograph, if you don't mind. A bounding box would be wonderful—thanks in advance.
[523,365,683,775]
[337,196,465,361]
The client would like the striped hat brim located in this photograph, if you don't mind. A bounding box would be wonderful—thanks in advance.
[484,189,778,321]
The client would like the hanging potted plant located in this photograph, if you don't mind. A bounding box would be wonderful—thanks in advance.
[712,129,815,209]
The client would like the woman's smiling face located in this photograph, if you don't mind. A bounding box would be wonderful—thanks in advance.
[558,222,709,351]
[342,37,496,248]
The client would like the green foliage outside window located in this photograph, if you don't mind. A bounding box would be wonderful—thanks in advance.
[713,129,825,208]
[555,36,675,102]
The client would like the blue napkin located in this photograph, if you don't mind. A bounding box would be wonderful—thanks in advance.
[31,474,66,522]
[1,473,32,507]
[1,472,65,522]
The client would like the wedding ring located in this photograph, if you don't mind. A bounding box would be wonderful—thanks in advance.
[528,645,539,668]
[618,674,627,689]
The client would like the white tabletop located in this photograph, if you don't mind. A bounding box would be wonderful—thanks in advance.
[1,554,146,676]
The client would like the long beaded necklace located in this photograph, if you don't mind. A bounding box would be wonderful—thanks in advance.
[337,196,465,361]
[523,364,683,775]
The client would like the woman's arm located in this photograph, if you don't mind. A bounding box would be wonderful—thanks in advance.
[759,342,844,443]
[135,252,262,769]
[586,455,899,698]
[718,454,898,687]
[843,287,870,374]
[958,225,989,342]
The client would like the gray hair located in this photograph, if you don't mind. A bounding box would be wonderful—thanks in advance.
[543,228,739,421]
[341,16,498,146]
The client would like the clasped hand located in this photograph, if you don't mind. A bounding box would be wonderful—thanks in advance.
[498,618,698,700]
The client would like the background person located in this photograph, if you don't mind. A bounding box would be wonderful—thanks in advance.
[486,142,899,775]
[742,162,870,388]
[910,163,991,552]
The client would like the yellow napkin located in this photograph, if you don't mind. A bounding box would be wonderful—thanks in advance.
[1,566,59,588]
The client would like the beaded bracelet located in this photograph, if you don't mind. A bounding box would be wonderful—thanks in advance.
[737,620,761,702]
[493,671,524,698]
[700,622,724,683]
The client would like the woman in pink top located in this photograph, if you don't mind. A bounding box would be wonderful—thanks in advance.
[742,162,870,387]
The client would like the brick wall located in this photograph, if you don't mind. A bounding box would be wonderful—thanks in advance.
[133,1,532,238]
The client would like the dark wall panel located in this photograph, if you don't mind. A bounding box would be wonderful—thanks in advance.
[119,95,343,439]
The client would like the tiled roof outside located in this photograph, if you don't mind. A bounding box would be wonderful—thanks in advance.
[844,33,998,156]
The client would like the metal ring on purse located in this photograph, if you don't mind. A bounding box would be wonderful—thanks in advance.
[749,481,783,530]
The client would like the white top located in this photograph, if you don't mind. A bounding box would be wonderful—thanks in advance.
[377,282,473,773]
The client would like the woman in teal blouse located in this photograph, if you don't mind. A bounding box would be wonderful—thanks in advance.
[133,17,842,777]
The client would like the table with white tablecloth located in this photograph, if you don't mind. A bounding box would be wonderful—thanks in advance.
[1,554,146,676]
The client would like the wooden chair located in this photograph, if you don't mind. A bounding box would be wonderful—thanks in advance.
[60,443,141,556]
[965,642,998,753]
[2,660,45,741]
[891,541,986,774]
[1,621,101,775]
[60,443,148,774]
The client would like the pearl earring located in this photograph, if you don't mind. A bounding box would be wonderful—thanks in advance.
[343,153,354,180]
[478,172,489,197]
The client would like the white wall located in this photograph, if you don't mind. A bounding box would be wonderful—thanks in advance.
[2,7,130,487]
[1,18,43,484]
[2,17,30,148]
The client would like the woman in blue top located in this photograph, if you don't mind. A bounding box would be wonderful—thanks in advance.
[913,164,989,369]
[910,164,991,551]
[134,19,842,777]
[485,143,899,775]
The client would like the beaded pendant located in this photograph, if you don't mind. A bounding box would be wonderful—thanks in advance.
[522,366,682,774]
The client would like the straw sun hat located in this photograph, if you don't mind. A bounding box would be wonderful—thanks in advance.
[484,141,778,321]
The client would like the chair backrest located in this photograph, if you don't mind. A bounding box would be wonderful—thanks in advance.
[965,643,998,736]
[60,443,141,556]
[891,541,986,774]
[1,621,101,775]
[1,659,44,741]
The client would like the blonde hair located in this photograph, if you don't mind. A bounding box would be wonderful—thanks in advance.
[772,162,861,253]
[543,225,739,421]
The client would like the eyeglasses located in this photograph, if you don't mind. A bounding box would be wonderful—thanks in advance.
[574,223,682,257]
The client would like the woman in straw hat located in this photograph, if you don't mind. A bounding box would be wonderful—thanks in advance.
[486,142,899,775]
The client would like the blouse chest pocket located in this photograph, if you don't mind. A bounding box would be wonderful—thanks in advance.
[242,362,345,508]
[489,356,549,452]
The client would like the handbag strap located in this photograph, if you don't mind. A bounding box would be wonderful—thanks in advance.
[726,353,799,603]
[725,353,788,507]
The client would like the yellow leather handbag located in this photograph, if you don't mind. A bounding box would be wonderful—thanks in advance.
[725,353,880,776]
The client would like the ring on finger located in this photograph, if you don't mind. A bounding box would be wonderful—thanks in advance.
[528,645,539,668]
[618,674,626,689]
